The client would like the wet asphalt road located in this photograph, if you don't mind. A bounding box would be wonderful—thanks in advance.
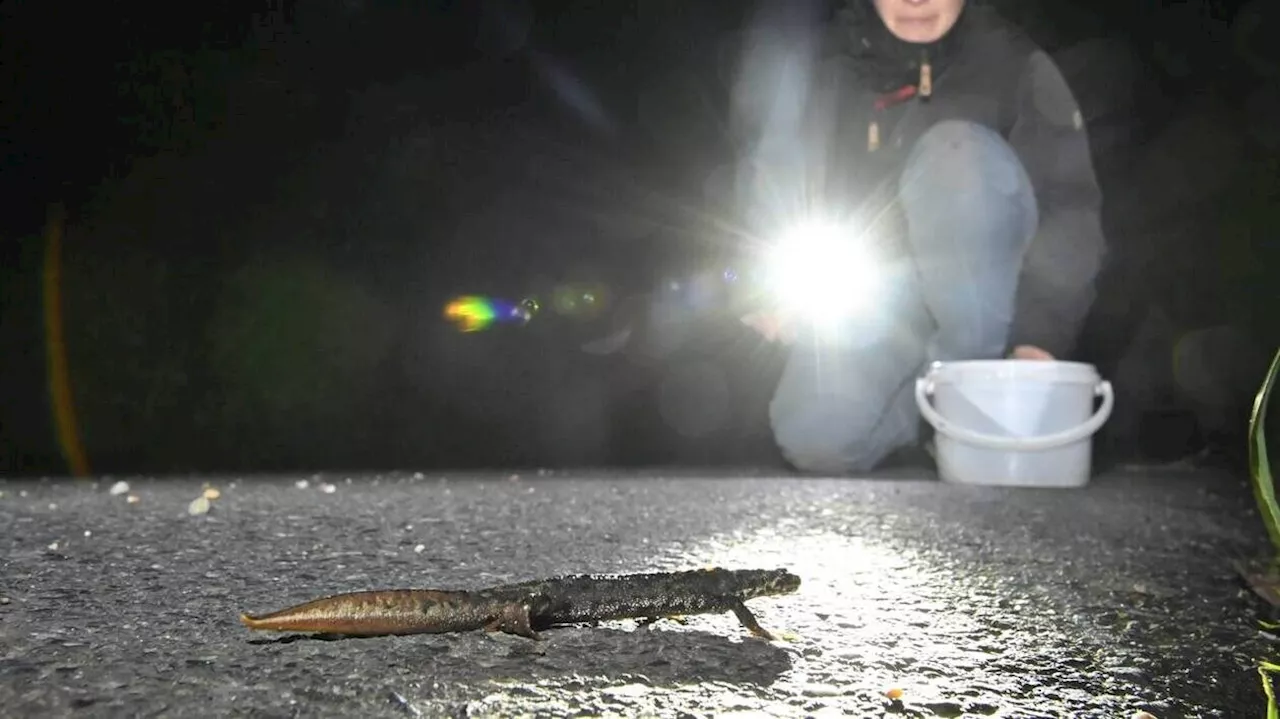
[0,468,1276,718]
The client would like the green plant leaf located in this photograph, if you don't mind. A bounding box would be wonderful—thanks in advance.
[1250,348,1280,557]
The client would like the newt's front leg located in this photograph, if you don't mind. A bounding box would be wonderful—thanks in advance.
[483,603,540,639]
[729,598,777,640]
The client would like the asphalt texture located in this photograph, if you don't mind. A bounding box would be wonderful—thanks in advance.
[1,468,1276,718]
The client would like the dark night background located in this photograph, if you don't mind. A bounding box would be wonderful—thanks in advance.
[1,0,1277,477]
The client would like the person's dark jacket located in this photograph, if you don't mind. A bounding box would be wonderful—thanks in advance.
[737,0,1106,359]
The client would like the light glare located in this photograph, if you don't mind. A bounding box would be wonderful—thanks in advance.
[763,219,881,329]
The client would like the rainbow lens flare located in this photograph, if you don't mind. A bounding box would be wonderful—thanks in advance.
[443,295,536,333]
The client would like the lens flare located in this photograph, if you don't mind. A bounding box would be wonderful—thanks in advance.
[444,296,496,333]
[443,295,535,333]
[551,284,607,319]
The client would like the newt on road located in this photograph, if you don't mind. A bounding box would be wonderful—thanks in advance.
[240,567,801,640]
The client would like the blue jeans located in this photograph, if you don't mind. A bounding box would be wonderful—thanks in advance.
[769,120,1040,473]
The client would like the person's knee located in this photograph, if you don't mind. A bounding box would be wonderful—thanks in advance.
[900,120,1031,209]
[896,118,1039,290]
[905,120,1012,171]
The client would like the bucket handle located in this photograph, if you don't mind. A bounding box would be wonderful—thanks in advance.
[914,376,1114,452]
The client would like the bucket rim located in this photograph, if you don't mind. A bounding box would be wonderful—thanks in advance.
[925,359,1101,384]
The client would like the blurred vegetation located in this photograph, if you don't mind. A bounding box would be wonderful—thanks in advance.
[1248,349,1280,714]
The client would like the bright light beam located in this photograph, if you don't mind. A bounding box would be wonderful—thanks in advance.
[761,219,882,332]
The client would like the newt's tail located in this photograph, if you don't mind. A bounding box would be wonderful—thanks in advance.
[239,612,274,630]
[238,589,480,636]
[238,606,339,633]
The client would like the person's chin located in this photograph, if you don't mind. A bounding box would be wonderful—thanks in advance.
[891,19,943,44]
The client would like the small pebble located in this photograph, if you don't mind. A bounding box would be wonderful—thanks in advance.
[47,542,59,551]
[202,487,221,500]
[83,531,91,538]
[320,483,337,494]
[885,687,904,701]
[108,481,130,496]
[414,544,426,553]
[295,479,310,489]
[188,496,211,516]
[412,472,424,480]
[126,494,141,504]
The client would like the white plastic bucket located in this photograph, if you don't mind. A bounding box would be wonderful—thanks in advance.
[914,360,1114,488]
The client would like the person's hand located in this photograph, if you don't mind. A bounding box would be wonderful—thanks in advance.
[741,311,798,344]
[1010,344,1055,360]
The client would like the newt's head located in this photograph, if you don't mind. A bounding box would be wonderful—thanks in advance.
[744,568,802,598]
